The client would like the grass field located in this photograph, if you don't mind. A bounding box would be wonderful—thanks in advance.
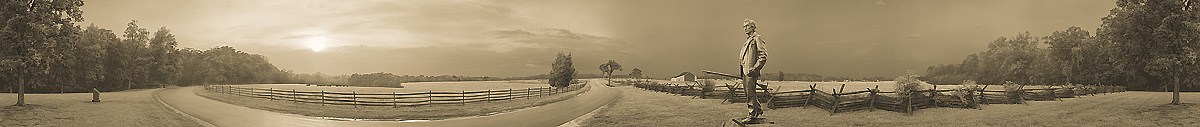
[0,88,201,127]
[582,86,1200,127]
[195,81,590,120]
[232,80,550,93]
[653,80,1062,93]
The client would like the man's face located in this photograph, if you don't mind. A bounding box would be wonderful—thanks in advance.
[743,25,753,34]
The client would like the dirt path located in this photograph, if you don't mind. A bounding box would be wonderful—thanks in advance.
[156,79,619,127]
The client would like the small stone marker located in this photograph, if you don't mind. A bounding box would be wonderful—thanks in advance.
[92,88,101,102]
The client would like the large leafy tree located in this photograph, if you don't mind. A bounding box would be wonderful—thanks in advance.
[1044,26,1091,85]
[2,0,85,106]
[1099,0,1199,104]
[114,20,151,90]
[549,52,574,87]
[1099,0,1191,90]
[960,32,1044,85]
[148,27,180,88]
[70,24,111,90]
[1147,0,1199,105]
[598,60,622,83]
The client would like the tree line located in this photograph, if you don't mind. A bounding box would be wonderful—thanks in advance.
[2,20,291,93]
[924,0,1199,92]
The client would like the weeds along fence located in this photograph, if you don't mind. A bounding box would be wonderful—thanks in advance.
[633,82,1125,115]
[203,82,587,107]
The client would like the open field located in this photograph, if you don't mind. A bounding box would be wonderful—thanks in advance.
[0,88,202,127]
[233,80,549,93]
[582,86,1200,127]
[195,82,590,119]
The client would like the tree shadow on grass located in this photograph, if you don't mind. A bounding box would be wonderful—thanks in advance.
[1137,103,1196,113]
[1134,103,1200,126]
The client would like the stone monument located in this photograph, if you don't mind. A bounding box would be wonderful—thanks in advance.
[92,87,101,102]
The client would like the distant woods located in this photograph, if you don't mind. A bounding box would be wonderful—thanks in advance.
[925,0,1200,91]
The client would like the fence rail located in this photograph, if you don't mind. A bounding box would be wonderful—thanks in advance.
[204,82,587,107]
[632,82,1125,115]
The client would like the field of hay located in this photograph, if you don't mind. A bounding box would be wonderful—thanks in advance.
[230,80,551,93]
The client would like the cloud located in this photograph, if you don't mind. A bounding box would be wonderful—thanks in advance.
[905,33,923,38]
[173,0,553,51]
[876,0,886,5]
[486,28,632,55]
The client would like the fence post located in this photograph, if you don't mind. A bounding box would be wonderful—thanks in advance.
[508,89,512,100]
[1017,85,1028,106]
[526,88,531,99]
[427,90,433,105]
[1049,87,1060,102]
[968,89,979,110]
[352,91,358,108]
[393,92,398,108]
[487,90,491,102]
[831,88,840,116]
[930,85,938,107]
[906,91,914,115]
[803,84,815,108]
[292,89,297,102]
[461,91,466,105]
[320,90,325,106]
[868,86,878,112]
[979,85,990,105]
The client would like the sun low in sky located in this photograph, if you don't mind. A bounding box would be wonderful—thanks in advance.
[306,36,329,52]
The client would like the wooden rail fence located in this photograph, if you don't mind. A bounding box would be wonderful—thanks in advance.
[203,82,587,107]
[633,82,1126,115]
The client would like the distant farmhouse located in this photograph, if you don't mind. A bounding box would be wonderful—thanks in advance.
[670,72,696,82]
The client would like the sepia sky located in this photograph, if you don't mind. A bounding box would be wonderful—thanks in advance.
[80,0,1116,78]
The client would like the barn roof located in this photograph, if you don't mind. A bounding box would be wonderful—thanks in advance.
[673,72,694,78]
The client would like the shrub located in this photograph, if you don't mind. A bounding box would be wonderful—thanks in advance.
[1001,81,1025,103]
[951,80,981,98]
[700,79,717,92]
[893,72,926,95]
[1002,81,1021,92]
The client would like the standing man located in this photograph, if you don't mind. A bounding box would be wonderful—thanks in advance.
[739,19,769,124]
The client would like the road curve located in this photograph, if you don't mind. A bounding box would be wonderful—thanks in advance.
[156,80,619,127]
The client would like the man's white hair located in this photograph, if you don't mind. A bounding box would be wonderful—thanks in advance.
[743,19,756,28]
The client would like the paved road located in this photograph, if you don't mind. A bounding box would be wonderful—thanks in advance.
[156,80,619,127]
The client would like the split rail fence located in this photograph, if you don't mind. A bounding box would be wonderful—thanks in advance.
[633,82,1125,115]
[203,82,587,107]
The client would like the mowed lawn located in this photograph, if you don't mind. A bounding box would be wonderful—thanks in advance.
[232,80,550,93]
[0,88,201,127]
[583,86,1200,127]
